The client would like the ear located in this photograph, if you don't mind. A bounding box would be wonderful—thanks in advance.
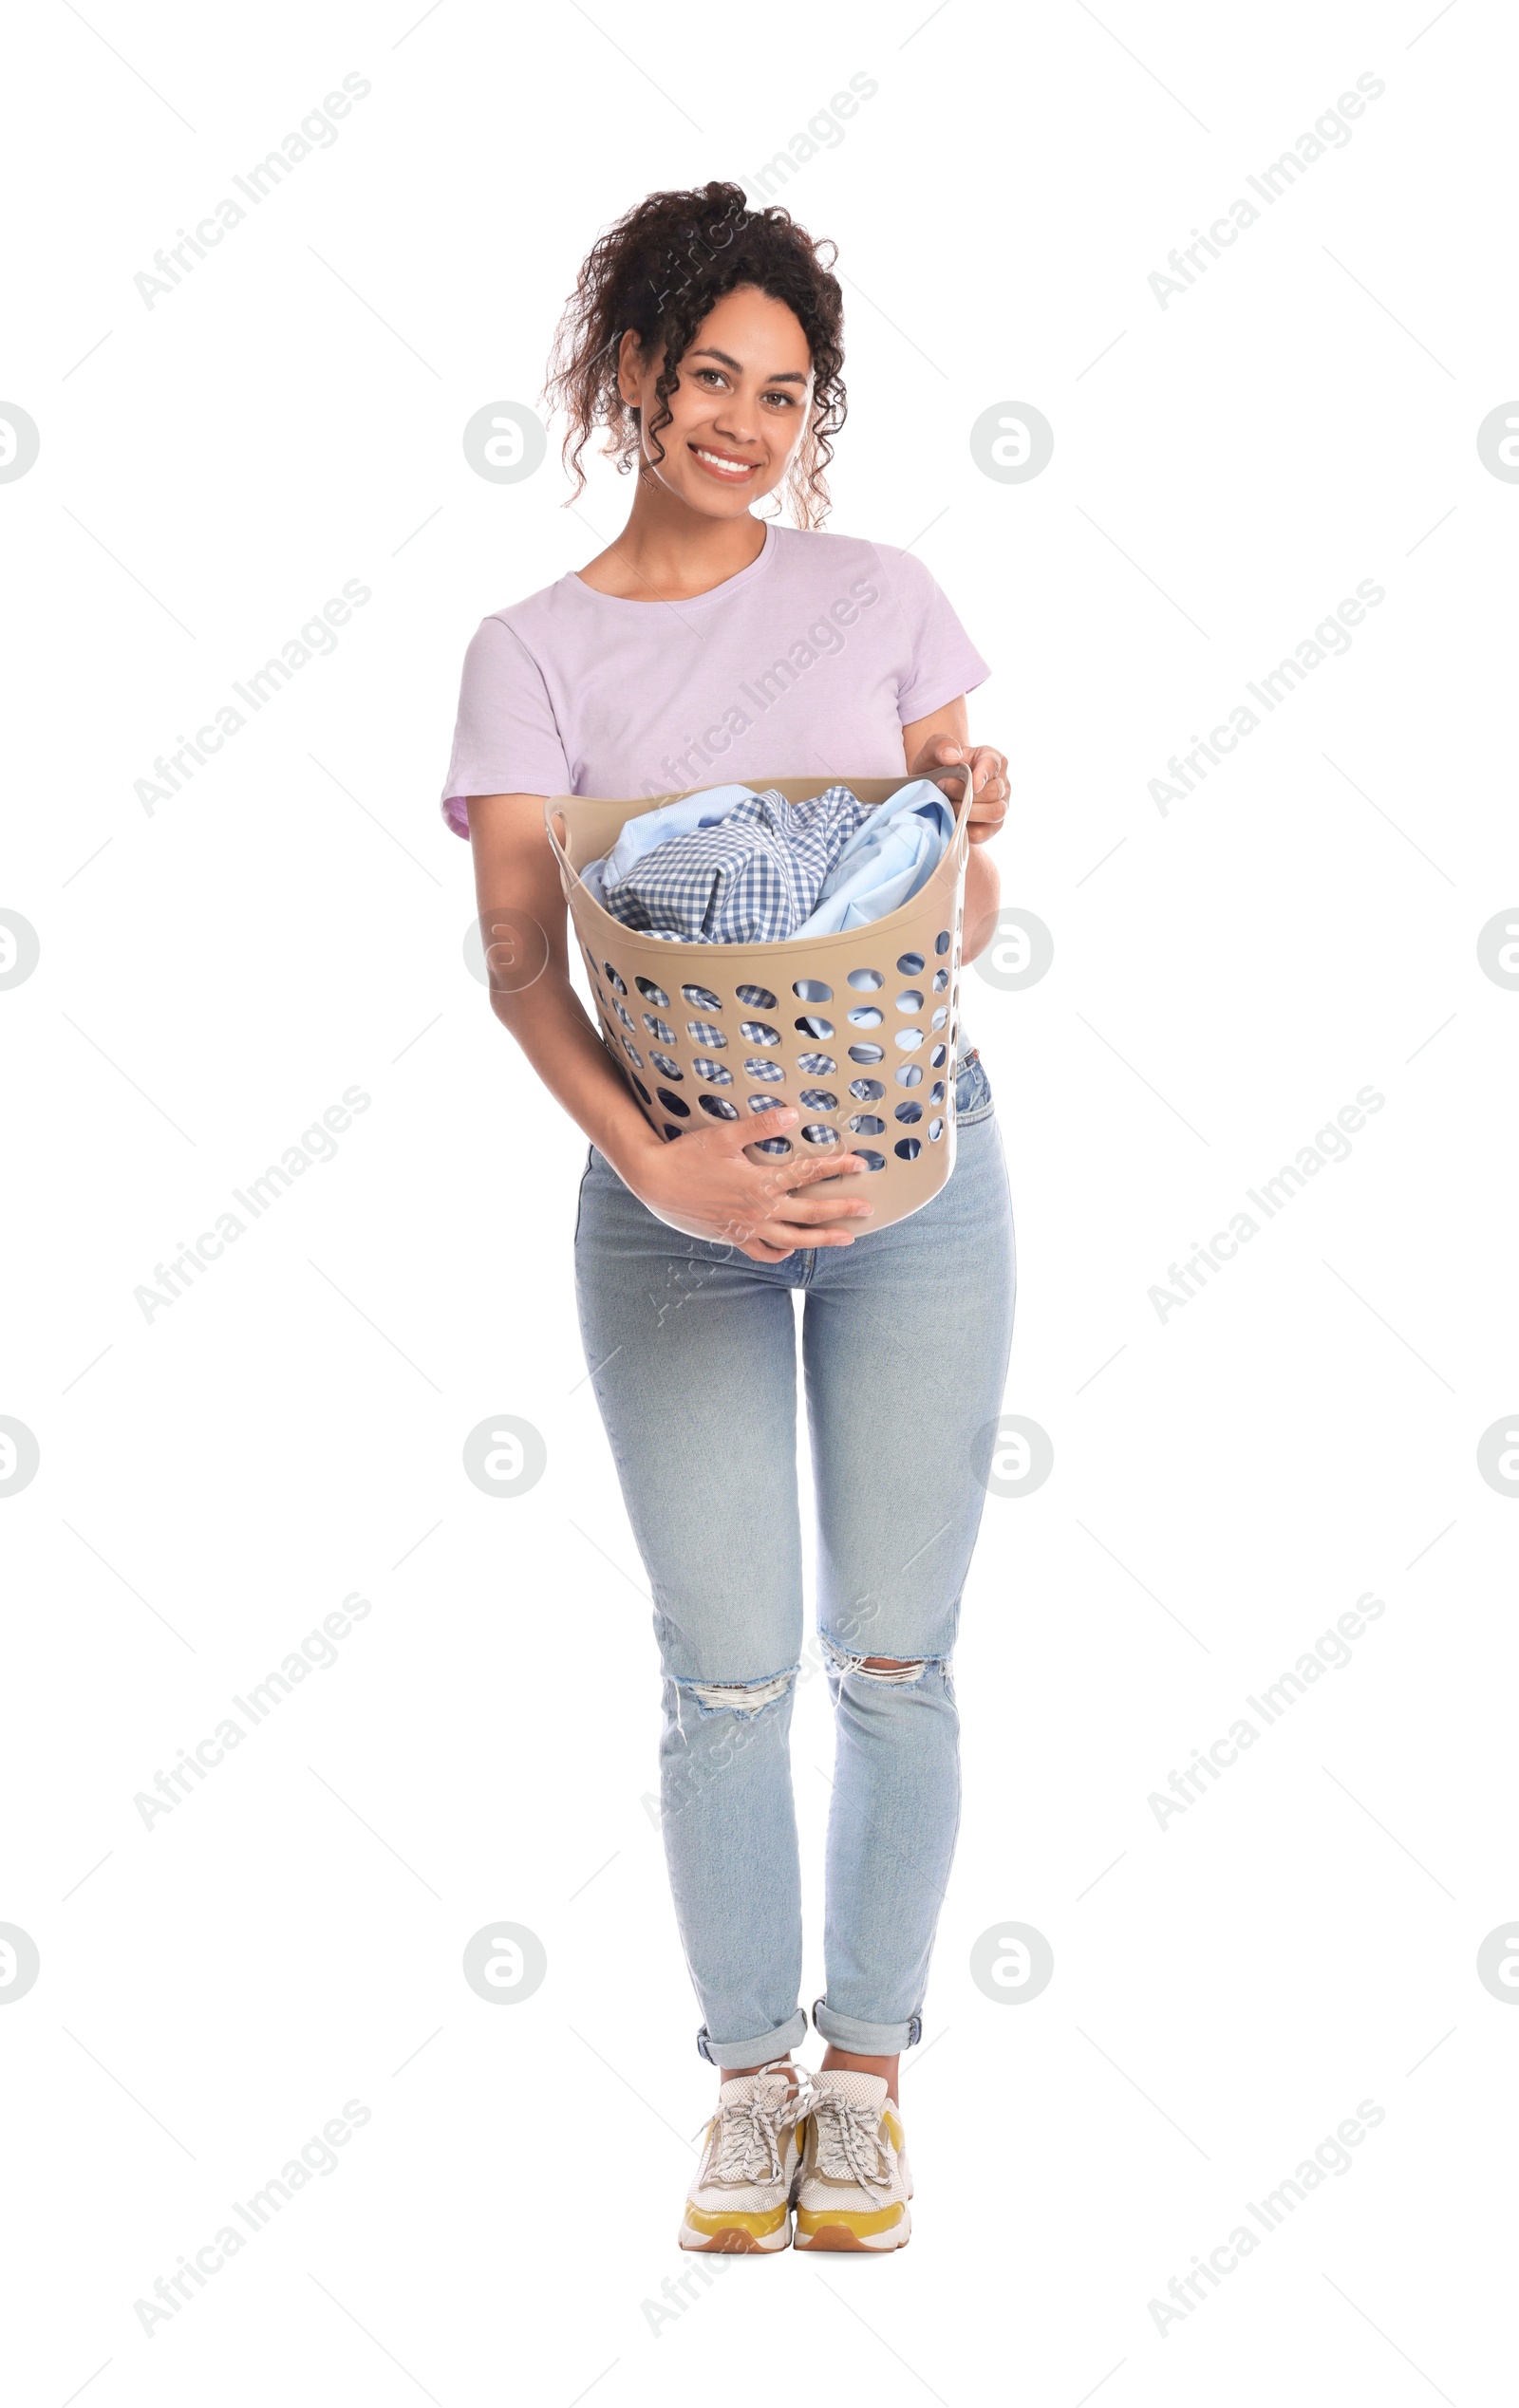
[615,327,646,409]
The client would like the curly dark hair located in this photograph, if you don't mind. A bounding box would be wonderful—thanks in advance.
[543,180,846,530]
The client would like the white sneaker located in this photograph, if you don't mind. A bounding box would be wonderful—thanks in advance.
[678,2060,805,2252]
[793,2070,912,2251]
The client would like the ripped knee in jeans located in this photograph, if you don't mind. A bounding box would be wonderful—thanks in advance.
[819,1633,944,1685]
[676,1665,798,1719]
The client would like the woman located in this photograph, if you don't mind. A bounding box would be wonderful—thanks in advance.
[442,183,1015,2252]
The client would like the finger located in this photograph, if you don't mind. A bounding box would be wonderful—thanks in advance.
[757,1218,857,1249]
[770,1176,875,1218]
[713,1106,797,1152]
[769,1150,873,1190]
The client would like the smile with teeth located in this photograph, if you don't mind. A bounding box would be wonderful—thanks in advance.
[690,444,759,478]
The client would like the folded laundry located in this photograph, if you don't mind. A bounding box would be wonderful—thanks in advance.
[580,779,955,944]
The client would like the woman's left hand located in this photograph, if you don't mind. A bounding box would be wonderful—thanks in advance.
[908,735,1009,846]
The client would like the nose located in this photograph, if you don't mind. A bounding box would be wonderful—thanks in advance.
[709,390,760,448]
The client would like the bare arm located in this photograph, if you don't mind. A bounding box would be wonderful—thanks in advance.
[466,792,663,1177]
[465,793,875,1261]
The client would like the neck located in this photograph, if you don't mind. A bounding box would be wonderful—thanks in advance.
[594,468,769,601]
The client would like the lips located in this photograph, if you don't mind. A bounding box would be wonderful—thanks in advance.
[689,443,759,481]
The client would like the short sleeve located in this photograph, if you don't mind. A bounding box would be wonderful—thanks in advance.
[439,614,572,838]
[873,544,991,725]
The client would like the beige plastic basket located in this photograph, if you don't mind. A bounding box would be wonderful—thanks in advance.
[545,766,973,1235]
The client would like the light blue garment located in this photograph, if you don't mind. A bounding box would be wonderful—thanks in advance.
[791,778,955,938]
[579,778,954,944]
[572,1053,1014,2064]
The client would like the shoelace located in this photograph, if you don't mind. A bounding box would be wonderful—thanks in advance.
[808,2090,891,2198]
[708,2067,804,2186]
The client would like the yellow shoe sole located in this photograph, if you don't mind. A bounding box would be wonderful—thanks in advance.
[794,2201,910,2252]
[678,2201,791,2252]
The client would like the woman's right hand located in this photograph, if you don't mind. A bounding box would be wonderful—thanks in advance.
[622,1109,876,1262]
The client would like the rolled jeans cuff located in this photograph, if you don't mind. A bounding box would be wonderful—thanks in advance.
[696,2007,809,2068]
[811,1998,923,2054]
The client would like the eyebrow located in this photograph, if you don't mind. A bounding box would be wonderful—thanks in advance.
[688,346,810,385]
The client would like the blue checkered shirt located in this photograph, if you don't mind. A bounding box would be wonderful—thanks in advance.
[597,785,872,944]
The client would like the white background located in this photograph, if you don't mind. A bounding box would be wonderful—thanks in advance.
[3,0,1515,2400]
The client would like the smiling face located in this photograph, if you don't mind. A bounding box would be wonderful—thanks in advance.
[617,284,815,518]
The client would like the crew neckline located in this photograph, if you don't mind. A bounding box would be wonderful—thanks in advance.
[567,520,778,608]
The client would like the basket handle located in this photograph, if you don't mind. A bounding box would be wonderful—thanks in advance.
[544,800,574,888]
[927,756,976,863]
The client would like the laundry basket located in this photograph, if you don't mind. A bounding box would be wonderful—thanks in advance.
[545,766,974,1236]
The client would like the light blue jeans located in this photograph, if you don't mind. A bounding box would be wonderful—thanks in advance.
[573,1053,1016,2066]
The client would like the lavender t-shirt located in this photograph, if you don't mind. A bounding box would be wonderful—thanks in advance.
[439,523,989,835]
